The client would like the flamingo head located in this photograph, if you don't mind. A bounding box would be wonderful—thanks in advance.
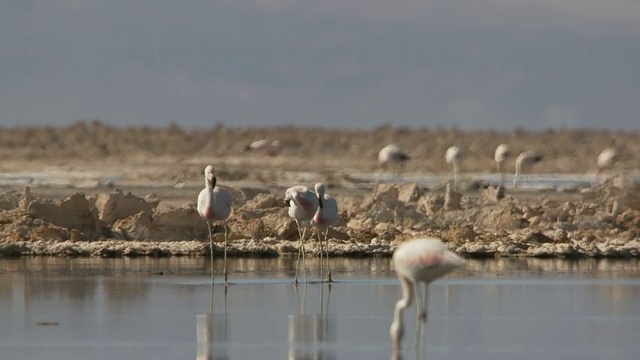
[284,191,292,207]
[204,165,216,188]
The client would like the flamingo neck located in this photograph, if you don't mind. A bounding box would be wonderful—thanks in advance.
[205,177,216,192]
[513,160,523,186]
[453,160,460,181]
[390,277,413,350]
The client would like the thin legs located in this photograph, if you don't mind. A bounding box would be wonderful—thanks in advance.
[206,220,229,285]
[223,220,228,285]
[207,220,214,283]
[324,229,332,282]
[294,220,309,284]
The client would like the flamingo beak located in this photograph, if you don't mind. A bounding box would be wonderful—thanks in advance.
[284,198,291,206]
[209,175,216,189]
[318,197,324,209]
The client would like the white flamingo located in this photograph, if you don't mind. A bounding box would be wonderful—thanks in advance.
[513,151,543,188]
[389,237,465,351]
[595,147,621,184]
[494,144,510,186]
[197,165,233,284]
[284,185,319,284]
[378,144,410,172]
[243,139,281,157]
[312,183,339,283]
[445,146,462,186]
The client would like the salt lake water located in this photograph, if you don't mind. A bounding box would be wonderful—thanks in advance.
[0,257,639,360]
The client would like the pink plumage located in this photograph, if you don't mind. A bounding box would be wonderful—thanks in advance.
[390,237,465,350]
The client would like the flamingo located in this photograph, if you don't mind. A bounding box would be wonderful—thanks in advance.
[378,144,410,172]
[389,237,465,351]
[312,183,339,283]
[595,147,621,184]
[284,185,319,284]
[197,165,233,284]
[513,151,543,188]
[243,139,281,157]
[494,144,510,186]
[445,146,462,186]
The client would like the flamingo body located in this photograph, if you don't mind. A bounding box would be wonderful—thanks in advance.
[285,185,318,223]
[494,144,510,185]
[513,151,543,188]
[595,147,620,183]
[494,144,510,164]
[390,237,465,350]
[445,146,462,186]
[378,144,410,171]
[243,139,281,156]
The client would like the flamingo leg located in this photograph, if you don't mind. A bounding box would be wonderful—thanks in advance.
[316,228,324,283]
[300,224,308,284]
[421,286,429,321]
[223,221,228,285]
[324,228,332,283]
[415,282,427,321]
[413,283,429,349]
[453,160,460,188]
[223,281,228,316]
[207,220,214,284]
[294,220,302,284]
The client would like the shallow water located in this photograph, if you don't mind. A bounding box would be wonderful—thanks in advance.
[1,257,639,360]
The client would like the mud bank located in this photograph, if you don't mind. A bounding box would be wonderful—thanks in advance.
[1,174,639,259]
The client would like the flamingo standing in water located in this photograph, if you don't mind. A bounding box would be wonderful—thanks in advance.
[390,237,465,351]
[595,147,621,184]
[378,144,410,172]
[284,185,319,284]
[197,165,233,284]
[312,183,339,283]
[243,139,281,156]
[513,151,543,188]
[494,144,510,186]
[445,146,462,186]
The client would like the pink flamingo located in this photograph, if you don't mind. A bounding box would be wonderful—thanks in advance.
[390,237,465,350]
[595,147,620,184]
[197,165,232,284]
[494,144,510,186]
[243,139,281,156]
[378,144,410,172]
[513,151,543,188]
[284,185,319,284]
[445,146,462,187]
[312,182,339,283]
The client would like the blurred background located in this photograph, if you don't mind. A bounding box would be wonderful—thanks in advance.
[1,0,639,130]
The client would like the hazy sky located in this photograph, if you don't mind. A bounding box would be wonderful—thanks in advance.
[1,0,639,129]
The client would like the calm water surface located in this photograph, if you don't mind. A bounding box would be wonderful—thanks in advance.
[0,257,639,360]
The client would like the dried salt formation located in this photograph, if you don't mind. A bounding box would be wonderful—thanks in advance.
[1,172,640,259]
[95,189,154,224]
[27,193,103,240]
[444,182,461,211]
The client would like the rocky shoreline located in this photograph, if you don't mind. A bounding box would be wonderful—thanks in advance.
[1,174,639,259]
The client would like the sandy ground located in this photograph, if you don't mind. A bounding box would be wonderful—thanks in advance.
[0,121,639,180]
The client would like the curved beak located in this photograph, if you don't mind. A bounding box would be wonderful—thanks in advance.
[284,199,291,206]
[318,197,324,209]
